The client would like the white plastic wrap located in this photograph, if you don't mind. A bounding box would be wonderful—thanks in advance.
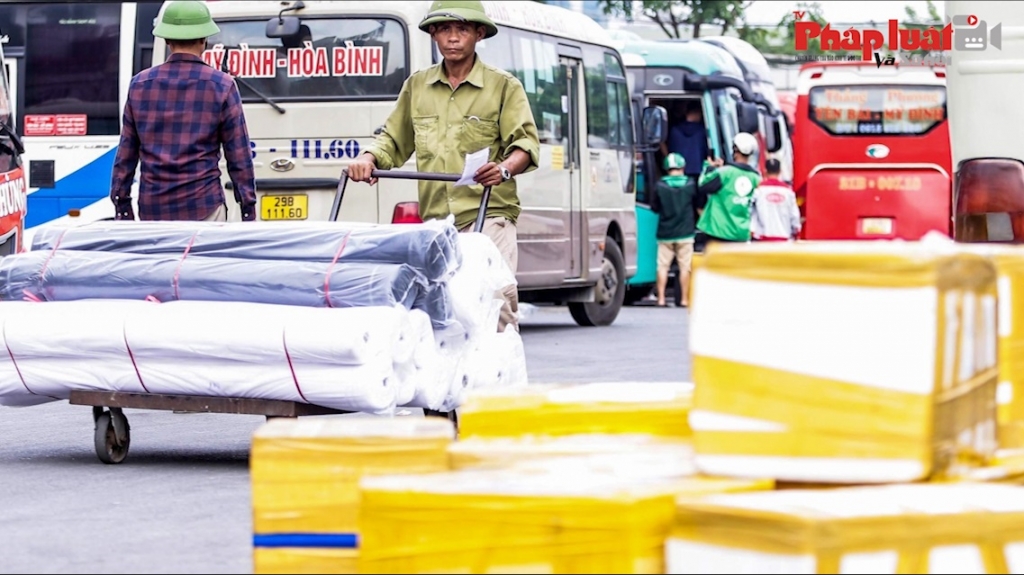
[446,233,517,339]
[0,300,407,414]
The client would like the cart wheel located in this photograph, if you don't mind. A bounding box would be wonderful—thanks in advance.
[94,409,130,464]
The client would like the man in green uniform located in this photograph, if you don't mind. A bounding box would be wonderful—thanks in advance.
[651,153,697,308]
[349,0,540,333]
[696,132,762,244]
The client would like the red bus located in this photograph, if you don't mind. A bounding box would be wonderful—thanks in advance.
[793,62,951,240]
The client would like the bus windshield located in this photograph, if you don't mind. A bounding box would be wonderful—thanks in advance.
[203,17,409,100]
[808,84,946,136]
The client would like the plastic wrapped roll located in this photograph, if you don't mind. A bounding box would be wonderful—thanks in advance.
[412,282,457,331]
[31,218,462,283]
[0,250,425,313]
[0,300,405,414]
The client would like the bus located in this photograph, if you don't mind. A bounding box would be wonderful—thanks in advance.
[615,38,769,304]
[700,35,794,183]
[0,2,161,235]
[793,61,952,241]
[946,1,1024,242]
[0,41,27,254]
[152,0,647,327]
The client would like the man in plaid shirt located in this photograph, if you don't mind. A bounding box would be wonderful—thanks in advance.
[110,1,256,222]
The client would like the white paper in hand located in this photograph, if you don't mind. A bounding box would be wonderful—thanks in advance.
[455,148,490,187]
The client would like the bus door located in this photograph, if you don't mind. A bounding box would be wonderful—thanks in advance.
[561,55,584,280]
[0,45,26,254]
[2,58,16,126]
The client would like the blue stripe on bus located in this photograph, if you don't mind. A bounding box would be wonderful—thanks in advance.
[252,533,359,549]
[26,147,119,228]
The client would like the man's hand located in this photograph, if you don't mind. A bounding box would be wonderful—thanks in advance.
[474,162,504,187]
[711,157,725,167]
[348,153,379,185]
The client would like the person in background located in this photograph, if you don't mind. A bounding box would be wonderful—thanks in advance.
[695,132,761,244]
[651,153,697,308]
[662,100,710,179]
[110,0,256,222]
[750,158,801,241]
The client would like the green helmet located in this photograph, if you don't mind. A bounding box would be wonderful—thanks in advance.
[419,0,498,39]
[154,1,220,41]
[663,153,686,171]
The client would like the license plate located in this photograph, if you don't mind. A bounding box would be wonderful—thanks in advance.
[260,194,308,220]
[860,217,893,235]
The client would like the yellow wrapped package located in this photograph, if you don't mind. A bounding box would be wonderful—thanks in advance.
[358,465,676,574]
[690,241,999,484]
[358,452,773,574]
[457,381,693,439]
[447,433,692,470]
[950,244,1024,449]
[666,483,1024,574]
[250,417,455,574]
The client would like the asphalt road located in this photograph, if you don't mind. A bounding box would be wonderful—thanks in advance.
[0,304,691,574]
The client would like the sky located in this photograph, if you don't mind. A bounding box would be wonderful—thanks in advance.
[743,1,944,26]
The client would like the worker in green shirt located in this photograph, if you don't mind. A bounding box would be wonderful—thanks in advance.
[696,132,762,244]
[349,0,540,334]
[651,153,697,308]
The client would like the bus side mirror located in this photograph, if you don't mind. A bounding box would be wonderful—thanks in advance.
[765,115,784,153]
[266,15,301,38]
[737,102,760,135]
[642,105,668,147]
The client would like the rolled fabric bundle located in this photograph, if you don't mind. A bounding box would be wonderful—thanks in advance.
[31,218,462,283]
[0,250,425,313]
[412,282,458,331]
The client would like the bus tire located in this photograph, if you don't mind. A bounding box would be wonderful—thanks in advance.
[569,237,625,327]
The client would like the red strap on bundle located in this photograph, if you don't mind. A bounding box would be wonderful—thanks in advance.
[323,231,352,308]
[171,232,200,300]
[282,331,309,403]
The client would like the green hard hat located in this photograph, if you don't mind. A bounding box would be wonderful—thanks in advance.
[419,0,498,39]
[154,1,220,41]
[663,153,686,171]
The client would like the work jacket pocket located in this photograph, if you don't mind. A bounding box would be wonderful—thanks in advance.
[459,116,499,157]
[412,115,439,161]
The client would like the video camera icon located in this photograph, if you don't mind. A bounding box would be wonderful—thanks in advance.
[953,14,1002,51]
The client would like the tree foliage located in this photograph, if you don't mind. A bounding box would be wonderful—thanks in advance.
[597,0,751,39]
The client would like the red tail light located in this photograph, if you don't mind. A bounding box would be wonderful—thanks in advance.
[391,202,423,224]
[954,158,1024,242]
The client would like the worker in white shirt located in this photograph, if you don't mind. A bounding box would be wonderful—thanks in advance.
[750,158,802,241]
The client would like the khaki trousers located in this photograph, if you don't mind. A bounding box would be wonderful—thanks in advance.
[460,217,519,333]
[203,204,227,222]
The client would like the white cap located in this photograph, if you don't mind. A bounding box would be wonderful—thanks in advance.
[732,132,758,156]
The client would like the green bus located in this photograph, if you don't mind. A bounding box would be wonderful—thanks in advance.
[616,38,780,304]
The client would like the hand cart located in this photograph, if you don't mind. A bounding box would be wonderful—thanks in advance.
[331,168,496,431]
[73,169,489,464]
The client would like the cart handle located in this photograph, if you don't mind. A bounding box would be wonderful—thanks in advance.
[330,169,492,233]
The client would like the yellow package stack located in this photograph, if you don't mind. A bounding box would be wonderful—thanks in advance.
[358,460,676,574]
[457,381,693,440]
[448,433,691,470]
[250,417,455,574]
[690,241,999,484]
[666,483,1024,574]
[955,245,1024,450]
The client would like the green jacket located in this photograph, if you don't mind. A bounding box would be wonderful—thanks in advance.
[696,161,761,242]
[365,56,540,230]
[651,174,696,241]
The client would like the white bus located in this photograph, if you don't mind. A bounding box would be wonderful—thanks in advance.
[945,1,1024,242]
[153,0,649,326]
[0,2,161,231]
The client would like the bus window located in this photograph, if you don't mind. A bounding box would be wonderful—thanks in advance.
[808,85,946,136]
[24,3,121,136]
[509,30,565,146]
[582,46,609,148]
[133,2,162,75]
[204,17,408,100]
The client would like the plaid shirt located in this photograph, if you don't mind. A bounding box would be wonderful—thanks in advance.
[110,53,257,221]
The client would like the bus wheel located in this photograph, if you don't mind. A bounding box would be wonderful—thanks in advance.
[569,237,626,327]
